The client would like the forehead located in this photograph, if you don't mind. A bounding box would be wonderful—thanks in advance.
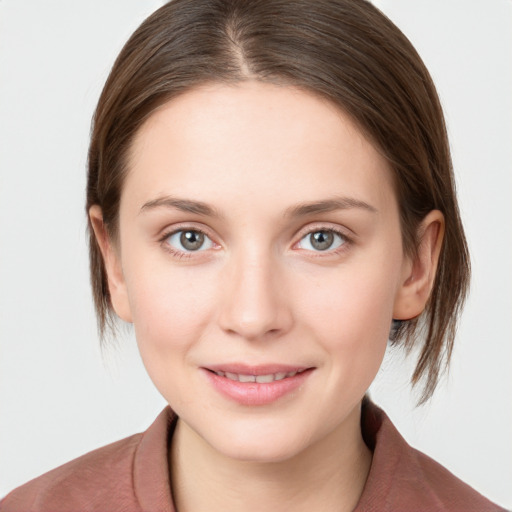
[124,81,396,217]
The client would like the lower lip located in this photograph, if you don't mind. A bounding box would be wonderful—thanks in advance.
[203,369,314,406]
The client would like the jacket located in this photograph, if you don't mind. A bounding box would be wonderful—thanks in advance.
[1,399,506,511]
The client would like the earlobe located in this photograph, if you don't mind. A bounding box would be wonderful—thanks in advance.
[393,210,445,321]
[88,206,133,323]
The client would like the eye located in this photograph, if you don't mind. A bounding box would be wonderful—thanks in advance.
[297,229,347,252]
[165,229,215,252]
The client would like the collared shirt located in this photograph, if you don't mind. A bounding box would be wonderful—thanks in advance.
[1,400,506,511]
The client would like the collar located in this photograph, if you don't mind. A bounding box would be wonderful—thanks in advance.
[131,398,497,512]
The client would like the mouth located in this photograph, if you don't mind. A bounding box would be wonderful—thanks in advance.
[202,364,315,406]
[207,368,308,383]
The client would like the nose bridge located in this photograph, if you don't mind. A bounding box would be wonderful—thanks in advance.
[218,242,292,340]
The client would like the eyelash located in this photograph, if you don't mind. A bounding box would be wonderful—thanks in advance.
[158,225,352,260]
[294,226,351,257]
[158,226,215,260]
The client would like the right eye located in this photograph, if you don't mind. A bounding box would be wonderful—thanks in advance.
[164,229,215,253]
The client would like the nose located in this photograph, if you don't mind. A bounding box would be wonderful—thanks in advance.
[218,248,293,341]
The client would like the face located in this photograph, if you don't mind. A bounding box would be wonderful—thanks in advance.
[97,82,421,463]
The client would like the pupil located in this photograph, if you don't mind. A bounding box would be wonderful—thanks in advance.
[180,231,204,251]
[311,231,333,251]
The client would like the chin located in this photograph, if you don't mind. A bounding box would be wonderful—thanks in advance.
[199,417,315,464]
[217,436,305,464]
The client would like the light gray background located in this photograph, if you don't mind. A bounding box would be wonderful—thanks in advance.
[0,0,510,507]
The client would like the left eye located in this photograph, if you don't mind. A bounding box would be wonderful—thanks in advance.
[297,230,346,252]
[165,230,215,252]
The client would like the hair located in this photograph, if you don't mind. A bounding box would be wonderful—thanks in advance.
[86,0,470,404]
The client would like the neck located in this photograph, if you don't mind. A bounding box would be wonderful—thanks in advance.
[169,403,372,512]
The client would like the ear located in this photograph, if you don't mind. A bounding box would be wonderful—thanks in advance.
[89,205,133,323]
[393,210,445,320]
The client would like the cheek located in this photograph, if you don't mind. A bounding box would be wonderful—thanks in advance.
[124,259,221,407]
[301,268,397,336]
[296,255,400,376]
[124,258,218,355]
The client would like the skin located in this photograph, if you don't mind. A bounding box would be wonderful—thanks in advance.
[90,82,444,512]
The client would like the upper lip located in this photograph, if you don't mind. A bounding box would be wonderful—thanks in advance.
[204,363,312,376]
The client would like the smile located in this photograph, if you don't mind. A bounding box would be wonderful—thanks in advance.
[203,365,314,406]
[212,369,306,383]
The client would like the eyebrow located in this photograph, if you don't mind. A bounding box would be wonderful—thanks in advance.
[140,196,223,218]
[284,196,378,218]
[139,195,377,218]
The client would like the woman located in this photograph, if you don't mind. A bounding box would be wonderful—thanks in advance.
[1,1,507,510]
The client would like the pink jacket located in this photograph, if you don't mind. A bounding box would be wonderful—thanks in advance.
[1,400,506,511]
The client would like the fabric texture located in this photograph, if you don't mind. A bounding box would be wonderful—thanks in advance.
[1,400,506,512]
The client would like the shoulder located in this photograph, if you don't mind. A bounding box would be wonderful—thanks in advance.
[356,399,507,512]
[1,406,175,512]
[0,433,143,512]
[404,444,506,511]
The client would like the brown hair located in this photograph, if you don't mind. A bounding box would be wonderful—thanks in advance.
[86,0,470,403]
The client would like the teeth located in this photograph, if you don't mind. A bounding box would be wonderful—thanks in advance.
[255,374,274,383]
[215,370,305,382]
[239,374,256,383]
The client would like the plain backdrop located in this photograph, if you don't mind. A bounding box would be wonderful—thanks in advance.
[0,0,510,507]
